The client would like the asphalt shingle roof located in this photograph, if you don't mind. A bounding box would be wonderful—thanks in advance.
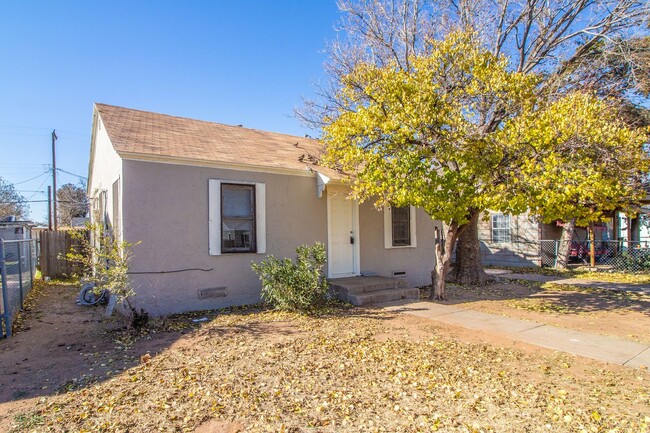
[95,103,335,176]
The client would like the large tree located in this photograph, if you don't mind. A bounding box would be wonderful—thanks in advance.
[57,183,89,226]
[530,33,650,267]
[320,31,645,299]
[497,93,649,268]
[303,0,649,284]
[0,177,29,220]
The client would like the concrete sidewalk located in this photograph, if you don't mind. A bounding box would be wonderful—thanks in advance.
[486,269,650,294]
[377,300,650,368]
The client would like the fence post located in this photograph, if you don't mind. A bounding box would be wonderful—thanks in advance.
[17,243,23,306]
[28,240,34,291]
[0,240,11,338]
[553,240,559,269]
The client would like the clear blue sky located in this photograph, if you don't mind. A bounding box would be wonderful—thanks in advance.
[0,1,340,223]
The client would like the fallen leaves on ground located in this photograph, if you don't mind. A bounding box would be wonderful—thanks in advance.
[10,307,650,433]
[506,298,577,314]
[573,271,650,285]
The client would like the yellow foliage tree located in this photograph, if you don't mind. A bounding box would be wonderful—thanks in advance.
[321,32,648,299]
[497,93,649,267]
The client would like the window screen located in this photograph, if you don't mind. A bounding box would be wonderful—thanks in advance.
[392,206,411,246]
[221,184,256,253]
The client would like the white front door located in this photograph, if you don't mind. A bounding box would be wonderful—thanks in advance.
[327,187,359,277]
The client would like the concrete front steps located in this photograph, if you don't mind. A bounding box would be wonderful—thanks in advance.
[330,276,420,306]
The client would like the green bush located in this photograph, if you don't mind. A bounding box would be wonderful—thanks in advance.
[251,242,329,311]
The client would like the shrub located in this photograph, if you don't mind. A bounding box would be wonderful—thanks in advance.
[65,223,143,325]
[251,242,329,311]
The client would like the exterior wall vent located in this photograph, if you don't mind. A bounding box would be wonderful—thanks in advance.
[392,271,407,277]
[198,287,227,299]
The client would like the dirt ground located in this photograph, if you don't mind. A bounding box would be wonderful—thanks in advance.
[0,282,187,431]
[1,281,649,432]
[436,282,650,343]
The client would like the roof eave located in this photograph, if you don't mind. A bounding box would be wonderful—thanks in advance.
[87,104,100,195]
[117,150,339,179]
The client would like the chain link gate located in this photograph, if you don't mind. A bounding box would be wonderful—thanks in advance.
[0,239,37,338]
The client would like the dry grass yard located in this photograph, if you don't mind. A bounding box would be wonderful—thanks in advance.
[1,281,649,433]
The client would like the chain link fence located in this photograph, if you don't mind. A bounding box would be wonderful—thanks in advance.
[538,239,649,272]
[1,239,37,338]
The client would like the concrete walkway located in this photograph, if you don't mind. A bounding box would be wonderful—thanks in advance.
[486,269,650,294]
[377,300,650,368]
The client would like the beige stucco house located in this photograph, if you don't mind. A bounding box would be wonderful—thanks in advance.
[87,103,439,315]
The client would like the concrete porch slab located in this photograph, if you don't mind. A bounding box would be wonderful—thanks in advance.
[331,276,416,306]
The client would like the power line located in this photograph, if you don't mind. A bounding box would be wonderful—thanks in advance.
[0,200,49,204]
[0,199,86,204]
[56,129,88,138]
[10,170,51,185]
[28,174,51,201]
[56,168,87,180]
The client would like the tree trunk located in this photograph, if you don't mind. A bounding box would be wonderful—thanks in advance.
[555,218,575,269]
[452,210,489,285]
[430,223,461,301]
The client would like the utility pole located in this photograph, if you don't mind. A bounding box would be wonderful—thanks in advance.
[51,130,58,231]
[47,186,52,231]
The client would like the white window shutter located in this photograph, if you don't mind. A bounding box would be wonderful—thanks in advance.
[255,183,266,254]
[409,205,417,248]
[208,179,221,255]
[383,207,392,249]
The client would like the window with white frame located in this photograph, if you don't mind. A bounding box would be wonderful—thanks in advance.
[392,206,411,246]
[209,179,266,255]
[384,205,417,248]
[491,213,511,243]
[221,183,256,253]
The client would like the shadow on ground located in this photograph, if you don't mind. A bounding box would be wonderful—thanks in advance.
[420,280,650,317]
[0,283,398,409]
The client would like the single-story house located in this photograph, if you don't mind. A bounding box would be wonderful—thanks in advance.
[88,103,440,315]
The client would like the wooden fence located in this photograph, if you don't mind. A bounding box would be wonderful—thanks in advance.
[38,230,88,279]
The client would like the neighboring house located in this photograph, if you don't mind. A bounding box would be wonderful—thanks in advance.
[477,210,646,268]
[0,217,35,241]
[88,103,439,315]
[476,212,544,267]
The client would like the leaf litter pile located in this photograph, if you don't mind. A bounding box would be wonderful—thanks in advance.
[13,308,650,433]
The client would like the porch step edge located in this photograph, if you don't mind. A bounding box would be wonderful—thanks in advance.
[345,288,420,306]
[330,278,409,296]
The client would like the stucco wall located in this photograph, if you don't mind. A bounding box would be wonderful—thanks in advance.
[88,114,122,234]
[121,160,440,315]
[359,203,439,287]
[121,160,328,315]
